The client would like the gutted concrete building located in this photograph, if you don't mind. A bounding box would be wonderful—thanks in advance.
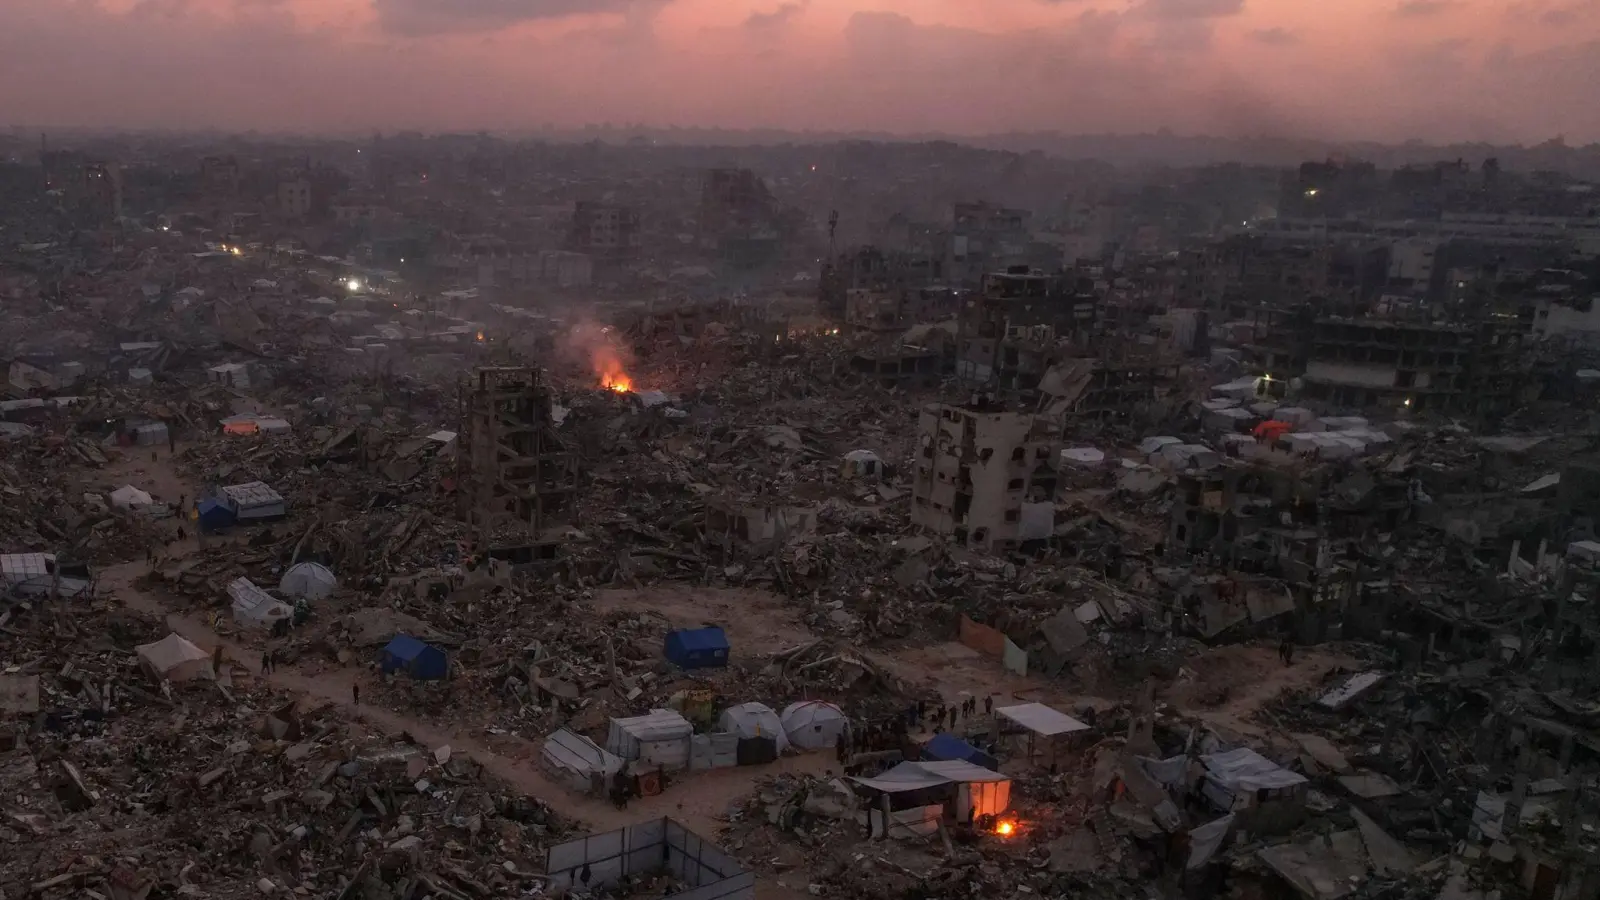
[911,399,1060,552]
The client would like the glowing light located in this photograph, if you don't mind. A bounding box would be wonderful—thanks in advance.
[1304,188,1319,198]
[476,331,485,342]
[230,246,241,256]
[995,820,1016,836]
[602,371,633,393]
[347,278,362,292]
[1404,397,1413,407]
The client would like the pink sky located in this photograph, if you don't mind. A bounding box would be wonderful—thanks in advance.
[1,0,1596,142]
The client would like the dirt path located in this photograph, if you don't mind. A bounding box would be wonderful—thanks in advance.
[99,560,817,899]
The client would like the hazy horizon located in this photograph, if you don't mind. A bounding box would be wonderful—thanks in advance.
[2,0,1596,144]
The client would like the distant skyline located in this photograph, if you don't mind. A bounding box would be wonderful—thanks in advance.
[2,0,1597,143]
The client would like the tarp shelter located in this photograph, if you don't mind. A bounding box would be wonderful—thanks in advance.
[228,577,292,629]
[279,561,337,601]
[663,626,730,670]
[606,709,695,770]
[996,702,1092,766]
[220,481,286,522]
[136,633,213,682]
[0,552,92,598]
[541,728,623,796]
[1253,420,1294,442]
[129,421,168,446]
[109,485,154,509]
[1200,747,1308,811]
[195,498,235,531]
[716,702,790,761]
[851,760,1011,824]
[922,732,999,771]
[1060,447,1106,467]
[381,634,449,680]
[781,700,849,751]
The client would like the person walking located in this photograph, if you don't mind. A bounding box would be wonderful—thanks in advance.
[352,684,360,706]
[260,651,272,675]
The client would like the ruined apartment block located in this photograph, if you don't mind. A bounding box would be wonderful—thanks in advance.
[457,366,579,557]
[911,400,1060,552]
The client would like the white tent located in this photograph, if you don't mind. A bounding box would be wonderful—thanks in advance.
[781,700,849,751]
[279,562,337,601]
[136,633,214,682]
[228,577,292,628]
[109,485,154,509]
[717,702,790,753]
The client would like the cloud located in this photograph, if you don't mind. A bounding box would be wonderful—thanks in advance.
[1131,0,1245,19]
[745,1,807,30]
[1393,0,1464,17]
[1248,26,1298,45]
[372,0,639,35]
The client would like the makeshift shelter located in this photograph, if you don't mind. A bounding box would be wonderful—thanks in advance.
[717,702,789,762]
[663,626,730,670]
[279,561,337,601]
[1199,747,1308,812]
[841,449,884,479]
[109,485,154,510]
[219,481,286,522]
[129,421,168,445]
[850,761,1011,835]
[195,498,236,531]
[135,633,213,682]
[381,634,449,680]
[0,553,91,598]
[781,700,849,751]
[228,577,292,629]
[921,732,999,771]
[606,709,695,770]
[540,728,623,796]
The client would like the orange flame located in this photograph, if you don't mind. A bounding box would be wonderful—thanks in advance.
[602,370,633,393]
[995,820,1016,837]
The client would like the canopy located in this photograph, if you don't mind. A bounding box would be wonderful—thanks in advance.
[852,760,1010,793]
[717,702,790,753]
[228,577,291,628]
[196,498,235,530]
[542,728,623,785]
[136,633,213,682]
[279,562,337,601]
[997,702,1092,737]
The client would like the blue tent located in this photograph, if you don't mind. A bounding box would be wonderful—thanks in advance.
[381,634,448,681]
[922,732,1000,771]
[195,498,236,532]
[663,626,730,670]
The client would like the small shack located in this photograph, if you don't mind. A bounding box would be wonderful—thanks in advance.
[717,701,789,763]
[541,728,623,796]
[1199,747,1308,813]
[781,700,850,751]
[851,760,1012,837]
[135,633,214,682]
[663,626,730,670]
[841,449,884,480]
[606,709,695,770]
[921,732,999,771]
[381,634,449,681]
[228,577,292,629]
[218,481,286,523]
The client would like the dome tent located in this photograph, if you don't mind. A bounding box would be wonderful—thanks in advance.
[717,702,790,754]
[279,562,338,601]
[781,700,849,751]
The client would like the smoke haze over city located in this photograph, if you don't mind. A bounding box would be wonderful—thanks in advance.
[2,0,1597,142]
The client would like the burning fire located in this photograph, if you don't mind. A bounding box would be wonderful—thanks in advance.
[995,820,1016,837]
[602,370,633,393]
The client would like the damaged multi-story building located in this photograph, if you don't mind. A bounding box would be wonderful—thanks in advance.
[911,397,1060,552]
